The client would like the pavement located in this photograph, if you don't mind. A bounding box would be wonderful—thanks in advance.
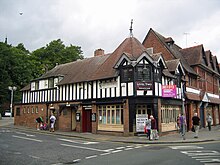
[1,117,220,144]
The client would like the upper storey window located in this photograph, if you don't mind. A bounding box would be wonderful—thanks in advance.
[137,65,152,81]
[121,67,134,82]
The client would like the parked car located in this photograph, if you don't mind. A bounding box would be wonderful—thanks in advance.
[4,110,11,117]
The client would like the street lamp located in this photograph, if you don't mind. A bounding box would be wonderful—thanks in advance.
[8,86,17,118]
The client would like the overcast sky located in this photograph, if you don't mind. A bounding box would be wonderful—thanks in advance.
[1,0,220,61]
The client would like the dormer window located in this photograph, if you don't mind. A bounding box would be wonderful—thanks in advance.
[121,67,134,82]
[48,78,54,88]
[137,65,151,81]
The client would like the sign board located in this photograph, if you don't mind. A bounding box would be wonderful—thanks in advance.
[162,85,177,97]
[136,114,148,132]
[136,81,152,90]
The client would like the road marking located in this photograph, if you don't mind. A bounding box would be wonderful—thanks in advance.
[85,155,97,159]
[12,135,42,142]
[199,158,220,163]
[169,145,204,150]
[73,159,81,163]
[15,131,35,137]
[57,138,99,145]
[111,150,123,153]
[100,152,111,156]
[116,147,125,149]
[125,148,134,151]
[29,155,40,159]
[60,144,108,152]
[170,145,220,164]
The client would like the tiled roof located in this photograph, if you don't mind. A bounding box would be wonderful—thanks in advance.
[165,59,180,72]
[91,37,147,80]
[145,28,197,75]
[162,69,176,78]
[30,37,148,86]
[180,44,205,66]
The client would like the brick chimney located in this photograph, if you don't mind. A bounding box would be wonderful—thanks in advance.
[94,48,104,56]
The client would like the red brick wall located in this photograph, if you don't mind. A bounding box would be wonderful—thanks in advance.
[14,104,48,129]
[143,32,174,61]
[58,107,72,131]
[123,99,129,136]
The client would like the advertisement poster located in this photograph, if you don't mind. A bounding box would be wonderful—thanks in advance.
[136,114,148,132]
[162,85,177,97]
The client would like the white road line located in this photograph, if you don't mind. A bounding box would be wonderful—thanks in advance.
[111,150,123,153]
[116,147,125,149]
[60,144,108,152]
[103,149,114,152]
[125,148,134,151]
[73,159,81,163]
[15,131,35,137]
[126,145,133,148]
[169,146,204,150]
[29,155,40,159]
[192,155,220,158]
[85,155,97,159]
[199,158,220,163]
[100,153,111,156]
[12,135,42,142]
[57,138,99,145]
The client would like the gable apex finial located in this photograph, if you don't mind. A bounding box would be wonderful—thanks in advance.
[129,19,133,37]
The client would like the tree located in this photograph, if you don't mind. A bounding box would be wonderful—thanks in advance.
[32,39,83,72]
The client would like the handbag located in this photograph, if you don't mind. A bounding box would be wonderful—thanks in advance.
[191,125,195,132]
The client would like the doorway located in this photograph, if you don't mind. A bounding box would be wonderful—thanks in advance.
[82,109,92,132]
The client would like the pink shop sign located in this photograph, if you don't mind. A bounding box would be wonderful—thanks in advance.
[162,85,177,97]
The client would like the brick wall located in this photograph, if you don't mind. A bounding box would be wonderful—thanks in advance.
[143,32,174,61]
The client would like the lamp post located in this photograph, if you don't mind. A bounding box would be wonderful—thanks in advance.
[8,86,17,118]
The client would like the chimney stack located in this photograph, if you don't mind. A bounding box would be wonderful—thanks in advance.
[94,48,104,56]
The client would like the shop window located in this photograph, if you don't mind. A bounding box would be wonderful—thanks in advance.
[161,105,180,124]
[98,104,123,125]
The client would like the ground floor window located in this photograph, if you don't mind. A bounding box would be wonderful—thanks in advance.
[98,104,123,125]
[161,105,180,124]
[135,104,152,116]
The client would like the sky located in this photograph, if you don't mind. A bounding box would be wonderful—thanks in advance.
[1,0,220,61]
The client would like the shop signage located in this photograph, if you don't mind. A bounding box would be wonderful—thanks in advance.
[136,81,152,90]
[162,85,177,97]
[136,114,148,132]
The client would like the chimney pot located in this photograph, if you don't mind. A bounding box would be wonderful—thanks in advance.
[94,48,104,56]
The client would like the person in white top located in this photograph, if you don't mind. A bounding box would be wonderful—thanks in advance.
[49,113,56,132]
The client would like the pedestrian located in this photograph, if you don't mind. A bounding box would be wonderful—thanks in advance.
[35,116,43,130]
[206,113,212,131]
[145,117,152,140]
[176,115,180,131]
[150,115,159,140]
[192,113,200,138]
[49,113,56,132]
[179,113,186,140]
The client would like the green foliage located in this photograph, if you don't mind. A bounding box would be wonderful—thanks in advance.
[0,39,84,112]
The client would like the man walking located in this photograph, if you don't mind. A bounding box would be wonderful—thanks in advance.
[192,113,200,138]
[206,113,212,131]
[179,113,186,140]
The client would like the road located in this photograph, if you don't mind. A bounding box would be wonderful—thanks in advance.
[0,126,220,165]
